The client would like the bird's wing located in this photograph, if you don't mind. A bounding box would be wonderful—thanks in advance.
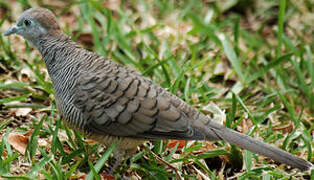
[73,59,204,140]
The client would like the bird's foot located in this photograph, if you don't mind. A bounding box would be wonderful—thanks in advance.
[105,154,123,175]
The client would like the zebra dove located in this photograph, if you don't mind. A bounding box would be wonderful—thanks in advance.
[4,7,313,171]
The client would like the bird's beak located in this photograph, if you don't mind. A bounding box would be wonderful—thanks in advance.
[4,25,19,36]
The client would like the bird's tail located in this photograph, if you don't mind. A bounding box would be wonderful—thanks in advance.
[200,121,313,171]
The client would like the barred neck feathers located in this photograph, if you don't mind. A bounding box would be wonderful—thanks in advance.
[36,35,80,75]
[36,35,82,102]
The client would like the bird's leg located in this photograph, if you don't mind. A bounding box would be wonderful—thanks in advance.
[105,149,125,175]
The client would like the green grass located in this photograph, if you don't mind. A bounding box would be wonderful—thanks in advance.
[0,0,313,179]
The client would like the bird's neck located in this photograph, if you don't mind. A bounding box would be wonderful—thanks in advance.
[35,34,85,126]
[36,34,84,101]
[36,34,81,76]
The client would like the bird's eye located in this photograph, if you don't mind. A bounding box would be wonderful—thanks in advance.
[24,19,31,27]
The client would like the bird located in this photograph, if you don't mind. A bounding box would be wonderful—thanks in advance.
[4,7,313,172]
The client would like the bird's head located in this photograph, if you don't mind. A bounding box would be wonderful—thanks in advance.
[4,7,61,45]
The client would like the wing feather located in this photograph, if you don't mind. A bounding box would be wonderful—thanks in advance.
[73,59,203,140]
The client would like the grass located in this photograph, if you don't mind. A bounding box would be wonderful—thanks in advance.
[0,0,313,179]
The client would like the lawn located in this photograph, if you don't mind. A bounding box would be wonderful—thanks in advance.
[0,0,313,179]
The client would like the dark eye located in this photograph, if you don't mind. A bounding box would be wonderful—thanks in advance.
[24,19,31,26]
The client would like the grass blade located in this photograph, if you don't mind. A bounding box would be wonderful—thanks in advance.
[86,141,119,180]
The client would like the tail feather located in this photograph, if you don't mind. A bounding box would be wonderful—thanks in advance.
[204,122,313,171]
